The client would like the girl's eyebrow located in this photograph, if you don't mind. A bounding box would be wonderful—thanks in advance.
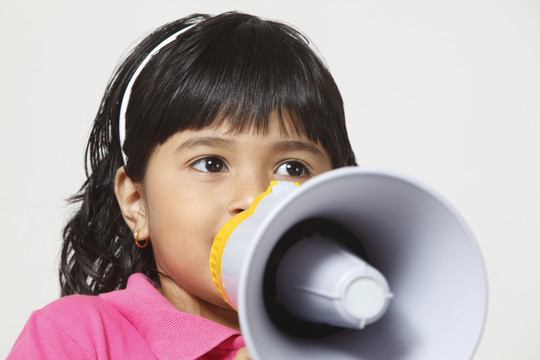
[174,136,325,160]
[175,136,235,154]
[272,140,326,160]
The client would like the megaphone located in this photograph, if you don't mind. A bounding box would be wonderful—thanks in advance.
[210,167,487,359]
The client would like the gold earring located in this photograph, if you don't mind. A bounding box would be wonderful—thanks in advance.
[134,229,148,248]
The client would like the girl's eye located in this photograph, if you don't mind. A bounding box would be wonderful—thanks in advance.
[191,157,227,173]
[275,161,310,177]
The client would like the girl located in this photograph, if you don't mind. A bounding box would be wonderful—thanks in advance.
[9,11,357,359]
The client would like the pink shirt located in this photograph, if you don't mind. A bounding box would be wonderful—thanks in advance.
[8,273,244,359]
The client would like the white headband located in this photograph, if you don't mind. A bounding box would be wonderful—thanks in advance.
[118,23,197,164]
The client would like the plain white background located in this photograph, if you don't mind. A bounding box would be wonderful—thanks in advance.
[1,0,539,358]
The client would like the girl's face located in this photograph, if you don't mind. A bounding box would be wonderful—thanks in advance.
[136,114,332,328]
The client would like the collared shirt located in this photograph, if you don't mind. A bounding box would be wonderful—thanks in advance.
[8,273,244,359]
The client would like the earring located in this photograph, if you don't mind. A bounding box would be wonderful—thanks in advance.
[134,229,148,248]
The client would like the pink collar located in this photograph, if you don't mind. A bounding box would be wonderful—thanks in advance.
[100,273,243,359]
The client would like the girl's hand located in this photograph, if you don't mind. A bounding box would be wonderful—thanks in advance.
[233,347,252,359]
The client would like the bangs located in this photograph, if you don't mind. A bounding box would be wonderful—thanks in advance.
[126,13,349,167]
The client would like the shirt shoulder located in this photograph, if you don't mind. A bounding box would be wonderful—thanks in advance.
[8,294,155,360]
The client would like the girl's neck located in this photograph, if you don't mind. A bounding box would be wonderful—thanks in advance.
[158,275,241,332]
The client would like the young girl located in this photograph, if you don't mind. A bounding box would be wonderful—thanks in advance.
[9,11,357,359]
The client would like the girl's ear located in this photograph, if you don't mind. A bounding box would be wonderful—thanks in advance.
[114,167,149,240]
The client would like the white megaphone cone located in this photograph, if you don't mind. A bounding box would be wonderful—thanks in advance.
[209,167,487,360]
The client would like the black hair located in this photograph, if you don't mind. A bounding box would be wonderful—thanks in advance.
[59,12,357,296]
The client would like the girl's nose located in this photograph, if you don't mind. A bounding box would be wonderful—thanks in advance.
[228,175,269,216]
